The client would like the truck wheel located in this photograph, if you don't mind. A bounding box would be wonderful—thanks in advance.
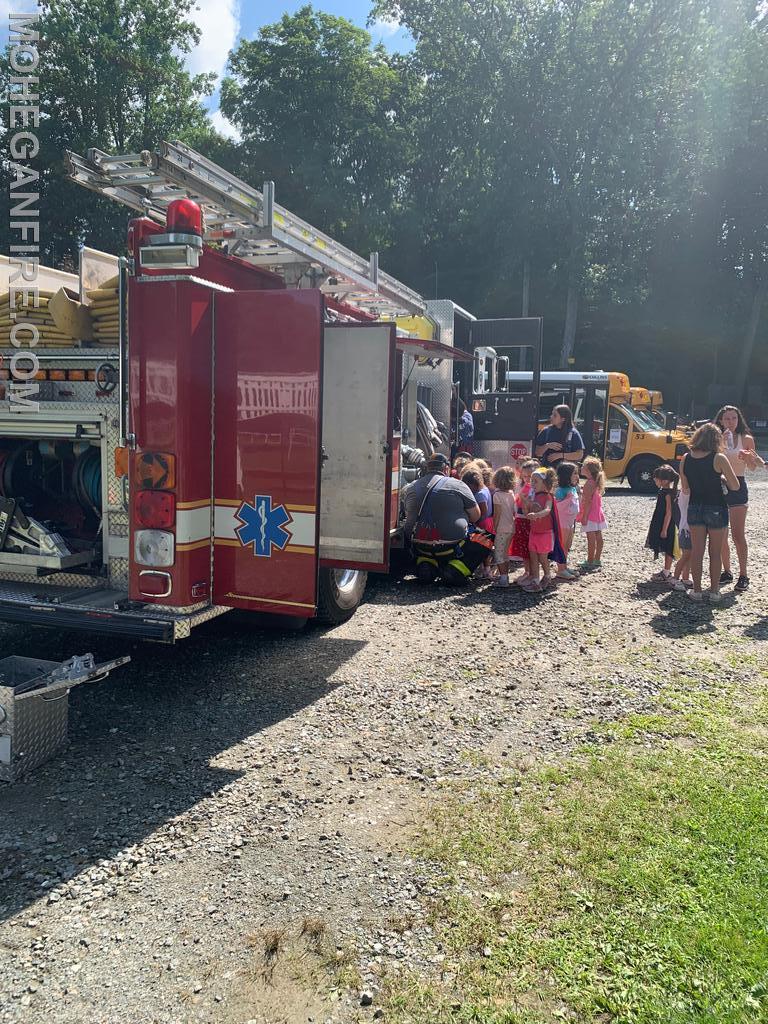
[315,568,368,626]
[627,456,661,493]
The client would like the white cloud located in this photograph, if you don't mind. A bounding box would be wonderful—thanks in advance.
[0,1,39,26]
[370,16,401,38]
[187,0,240,81]
[209,107,241,142]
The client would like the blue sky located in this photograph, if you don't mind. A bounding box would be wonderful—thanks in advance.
[185,1,413,137]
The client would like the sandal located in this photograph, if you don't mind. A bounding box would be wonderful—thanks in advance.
[522,581,542,593]
[651,570,672,583]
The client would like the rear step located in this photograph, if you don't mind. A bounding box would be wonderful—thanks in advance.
[0,653,130,782]
[0,579,230,642]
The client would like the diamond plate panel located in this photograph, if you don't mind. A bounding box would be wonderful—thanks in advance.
[0,669,70,783]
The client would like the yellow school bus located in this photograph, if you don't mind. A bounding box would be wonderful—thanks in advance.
[505,370,688,491]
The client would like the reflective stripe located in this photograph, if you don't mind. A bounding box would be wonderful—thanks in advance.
[176,506,212,545]
[448,559,472,577]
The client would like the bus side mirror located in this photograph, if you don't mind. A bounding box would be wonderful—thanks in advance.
[665,412,677,432]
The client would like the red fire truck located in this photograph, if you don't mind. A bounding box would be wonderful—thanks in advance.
[0,142,542,775]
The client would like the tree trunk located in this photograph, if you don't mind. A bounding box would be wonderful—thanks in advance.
[560,278,579,367]
[734,274,767,403]
[560,219,582,367]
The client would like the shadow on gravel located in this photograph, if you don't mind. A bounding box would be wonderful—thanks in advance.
[0,616,364,922]
[743,617,768,641]
[453,584,558,614]
[368,572,557,612]
[645,589,741,637]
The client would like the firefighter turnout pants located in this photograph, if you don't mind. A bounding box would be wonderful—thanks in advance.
[412,529,494,585]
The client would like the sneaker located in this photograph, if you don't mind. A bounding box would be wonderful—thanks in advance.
[707,589,722,603]
[578,561,596,572]
[735,575,750,593]
[672,579,687,592]
[493,577,510,588]
[687,590,704,603]
[720,570,734,585]
[555,570,578,581]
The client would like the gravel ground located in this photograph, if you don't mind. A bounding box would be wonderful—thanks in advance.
[1,480,766,1024]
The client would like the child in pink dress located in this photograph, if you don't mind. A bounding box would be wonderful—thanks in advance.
[524,467,558,593]
[578,456,607,570]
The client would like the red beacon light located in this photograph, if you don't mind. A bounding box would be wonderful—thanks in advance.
[166,198,203,238]
[141,197,203,269]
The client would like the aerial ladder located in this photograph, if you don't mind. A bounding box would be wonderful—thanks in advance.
[65,140,426,319]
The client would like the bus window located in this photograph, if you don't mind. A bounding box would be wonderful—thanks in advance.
[538,388,572,423]
[592,388,608,454]
[606,405,629,461]
[572,388,588,432]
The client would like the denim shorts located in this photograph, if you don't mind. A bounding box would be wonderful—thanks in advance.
[725,477,748,507]
[687,503,729,530]
[678,527,692,551]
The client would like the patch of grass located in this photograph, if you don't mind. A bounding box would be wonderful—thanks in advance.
[384,666,768,1023]
[321,942,363,991]
[261,926,287,964]
[300,915,327,948]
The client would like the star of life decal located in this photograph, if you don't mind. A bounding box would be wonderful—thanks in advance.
[235,495,292,557]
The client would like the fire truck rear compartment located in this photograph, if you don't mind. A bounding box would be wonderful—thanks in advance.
[0,416,226,641]
[0,437,103,573]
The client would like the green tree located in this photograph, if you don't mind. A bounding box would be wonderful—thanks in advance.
[1,0,220,263]
[220,5,419,257]
[710,5,768,400]
[375,0,712,365]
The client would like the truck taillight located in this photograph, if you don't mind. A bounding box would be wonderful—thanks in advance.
[134,530,175,567]
[134,489,175,529]
[134,451,175,489]
[167,198,202,237]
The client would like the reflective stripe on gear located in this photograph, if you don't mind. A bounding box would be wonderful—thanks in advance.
[448,558,472,577]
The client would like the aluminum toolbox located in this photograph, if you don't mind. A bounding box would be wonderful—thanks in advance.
[0,653,129,782]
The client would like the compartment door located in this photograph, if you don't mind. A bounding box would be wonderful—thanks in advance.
[320,323,396,572]
[470,317,543,444]
[213,291,323,617]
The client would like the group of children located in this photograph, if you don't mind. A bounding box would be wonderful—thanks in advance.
[453,453,608,593]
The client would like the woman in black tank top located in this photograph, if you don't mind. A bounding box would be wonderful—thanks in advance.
[680,424,739,602]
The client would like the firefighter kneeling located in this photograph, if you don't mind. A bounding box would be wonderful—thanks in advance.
[402,454,493,584]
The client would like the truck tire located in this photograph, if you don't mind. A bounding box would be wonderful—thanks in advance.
[315,568,368,626]
[627,456,661,493]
